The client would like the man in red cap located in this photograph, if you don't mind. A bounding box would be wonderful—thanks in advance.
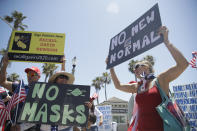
[0,54,41,92]
[0,54,41,131]
[25,66,41,84]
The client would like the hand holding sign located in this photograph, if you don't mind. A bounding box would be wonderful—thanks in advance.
[158,26,169,44]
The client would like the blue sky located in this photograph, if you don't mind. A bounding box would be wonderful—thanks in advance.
[0,0,197,103]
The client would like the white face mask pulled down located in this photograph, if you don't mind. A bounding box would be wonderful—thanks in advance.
[138,72,155,92]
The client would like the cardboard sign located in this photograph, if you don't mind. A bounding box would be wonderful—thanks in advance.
[107,3,163,69]
[97,105,112,131]
[18,82,90,127]
[8,31,65,63]
[173,83,197,129]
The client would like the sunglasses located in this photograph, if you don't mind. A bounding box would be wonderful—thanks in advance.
[27,72,38,77]
[56,75,69,80]
[134,64,145,70]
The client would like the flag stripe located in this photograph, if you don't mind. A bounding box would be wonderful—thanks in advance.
[190,51,197,68]
[0,99,8,131]
[0,87,6,93]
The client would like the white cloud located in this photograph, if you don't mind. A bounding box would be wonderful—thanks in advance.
[106,2,120,14]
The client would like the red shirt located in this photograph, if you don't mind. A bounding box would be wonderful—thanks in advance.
[128,82,163,131]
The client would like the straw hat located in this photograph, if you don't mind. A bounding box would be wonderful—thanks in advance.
[48,71,75,84]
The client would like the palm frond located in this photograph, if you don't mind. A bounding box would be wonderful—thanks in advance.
[4,16,13,23]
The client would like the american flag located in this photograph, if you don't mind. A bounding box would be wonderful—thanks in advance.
[7,80,26,110]
[6,80,26,124]
[0,81,26,130]
[189,51,197,68]
[0,93,8,131]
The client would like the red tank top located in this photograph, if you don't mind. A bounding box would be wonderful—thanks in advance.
[128,82,163,131]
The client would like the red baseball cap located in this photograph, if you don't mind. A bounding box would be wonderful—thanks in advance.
[25,66,41,76]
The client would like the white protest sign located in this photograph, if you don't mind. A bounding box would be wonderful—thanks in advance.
[173,83,197,129]
[96,105,112,131]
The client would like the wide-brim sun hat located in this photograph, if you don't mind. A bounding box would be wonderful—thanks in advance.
[48,71,75,84]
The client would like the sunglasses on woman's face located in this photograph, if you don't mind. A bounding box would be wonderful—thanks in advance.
[134,64,145,70]
[27,72,38,77]
[57,75,69,80]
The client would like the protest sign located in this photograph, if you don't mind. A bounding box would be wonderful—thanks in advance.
[18,82,90,127]
[8,31,65,63]
[107,3,163,69]
[97,105,112,131]
[173,83,197,129]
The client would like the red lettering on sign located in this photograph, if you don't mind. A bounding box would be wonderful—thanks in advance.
[39,38,56,42]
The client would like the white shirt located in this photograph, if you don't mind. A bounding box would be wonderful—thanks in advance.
[91,106,103,126]
[94,107,103,117]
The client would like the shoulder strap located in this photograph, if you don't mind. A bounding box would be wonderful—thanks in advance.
[154,78,169,102]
